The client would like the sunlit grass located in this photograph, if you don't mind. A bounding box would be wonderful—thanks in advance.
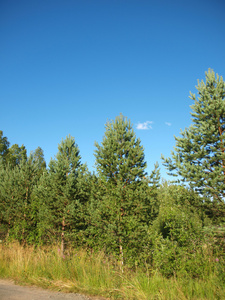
[0,242,224,299]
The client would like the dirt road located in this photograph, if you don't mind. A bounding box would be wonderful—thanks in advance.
[0,279,106,300]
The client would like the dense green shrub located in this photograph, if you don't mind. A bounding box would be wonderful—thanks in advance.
[150,183,213,277]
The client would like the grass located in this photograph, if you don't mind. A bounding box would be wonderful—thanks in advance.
[0,242,224,299]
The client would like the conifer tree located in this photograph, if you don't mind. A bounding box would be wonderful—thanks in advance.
[7,144,27,168]
[162,69,225,205]
[95,113,147,185]
[92,114,157,267]
[29,147,46,178]
[36,135,90,253]
[0,131,10,165]
[0,131,28,168]
[0,157,40,243]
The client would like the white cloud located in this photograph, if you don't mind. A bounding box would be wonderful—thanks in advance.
[165,122,172,126]
[136,121,153,130]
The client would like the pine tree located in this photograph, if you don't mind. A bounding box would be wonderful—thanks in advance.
[36,135,90,253]
[0,131,10,165]
[7,144,27,168]
[92,114,157,267]
[0,131,28,168]
[95,113,147,184]
[0,141,45,242]
[0,157,40,243]
[29,147,46,178]
[162,69,225,206]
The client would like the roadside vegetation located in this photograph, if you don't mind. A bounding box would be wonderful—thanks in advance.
[0,69,224,299]
[0,242,224,299]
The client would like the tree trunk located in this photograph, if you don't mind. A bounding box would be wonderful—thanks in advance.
[61,217,65,257]
[119,238,124,273]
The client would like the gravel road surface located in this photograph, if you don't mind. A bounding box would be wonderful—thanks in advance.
[0,279,106,300]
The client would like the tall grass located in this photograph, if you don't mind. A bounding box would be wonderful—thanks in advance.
[0,242,224,299]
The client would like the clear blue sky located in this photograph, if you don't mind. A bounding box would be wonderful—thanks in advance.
[1,0,225,180]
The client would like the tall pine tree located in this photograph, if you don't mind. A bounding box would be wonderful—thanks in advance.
[0,157,40,243]
[162,69,225,209]
[36,135,89,253]
[91,114,158,267]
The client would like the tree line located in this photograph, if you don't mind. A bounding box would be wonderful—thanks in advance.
[0,69,224,276]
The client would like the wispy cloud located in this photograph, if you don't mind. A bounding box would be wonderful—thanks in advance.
[136,121,153,130]
[165,122,172,126]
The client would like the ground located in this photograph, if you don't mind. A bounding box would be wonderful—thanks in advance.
[0,279,107,300]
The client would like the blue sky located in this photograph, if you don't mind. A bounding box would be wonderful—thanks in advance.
[1,0,225,180]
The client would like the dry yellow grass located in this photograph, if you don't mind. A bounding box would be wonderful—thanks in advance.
[0,242,224,299]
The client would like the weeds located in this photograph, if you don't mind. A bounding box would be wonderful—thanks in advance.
[0,242,224,299]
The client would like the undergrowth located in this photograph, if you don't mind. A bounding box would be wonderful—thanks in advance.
[0,242,224,299]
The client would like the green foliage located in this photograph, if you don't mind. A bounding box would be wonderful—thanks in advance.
[87,178,154,266]
[154,183,206,232]
[0,130,10,165]
[162,69,225,205]
[151,183,214,277]
[1,103,224,285]
[88,114,159,266]
[29,147,46,178]
[1,243,225,300]
[7,144,27,168]
[0,158,41,243]
[0,130,28,168]
[94,113,147,185]
[36,135,90,249]
[151,233,224,279]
